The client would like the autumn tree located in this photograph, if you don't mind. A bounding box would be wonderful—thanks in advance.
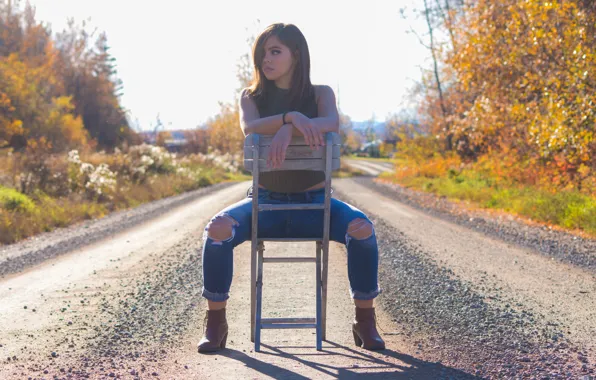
[205,102,245,154]
[405,0,596,193]
[0,2,88,153]
[54,22,132,152]
[183,128,209,154]
[0,1,134,153]
[447,1,595,183]
[339,110,361,154]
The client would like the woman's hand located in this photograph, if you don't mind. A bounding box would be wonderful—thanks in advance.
[288,111,325,150]
[267,124,293,169]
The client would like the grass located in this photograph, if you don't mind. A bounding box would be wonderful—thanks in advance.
[382,156,596,237]
[0,153,250,245]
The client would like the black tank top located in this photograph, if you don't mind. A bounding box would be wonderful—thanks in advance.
[253,84,325,193]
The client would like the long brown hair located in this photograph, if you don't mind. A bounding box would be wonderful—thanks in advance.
[247,23,314,110]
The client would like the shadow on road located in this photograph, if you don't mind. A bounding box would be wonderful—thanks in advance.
[218,340,480,379]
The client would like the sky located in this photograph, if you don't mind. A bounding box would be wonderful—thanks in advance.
[28,0,432,131]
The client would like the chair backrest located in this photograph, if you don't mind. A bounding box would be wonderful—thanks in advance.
[243,132,341,173]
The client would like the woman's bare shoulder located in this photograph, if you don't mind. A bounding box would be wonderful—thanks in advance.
[312,84,333,102]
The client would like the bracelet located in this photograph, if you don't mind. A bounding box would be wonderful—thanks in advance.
[282,112,288,125]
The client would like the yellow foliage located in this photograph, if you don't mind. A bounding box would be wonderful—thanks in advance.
[416,0,596,194]
[0,52,89,153]
[205,102,245,154]
[0,6,130,153]
[379,142,395,158]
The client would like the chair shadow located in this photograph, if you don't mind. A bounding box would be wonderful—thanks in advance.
[217,340,481,379]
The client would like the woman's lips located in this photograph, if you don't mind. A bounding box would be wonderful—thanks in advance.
[263,66,274,73]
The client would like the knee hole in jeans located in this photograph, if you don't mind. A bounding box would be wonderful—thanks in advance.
[347,218,374,240]
[205,214,238,244]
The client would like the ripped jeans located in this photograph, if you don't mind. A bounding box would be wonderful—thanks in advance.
[201,186,382,302]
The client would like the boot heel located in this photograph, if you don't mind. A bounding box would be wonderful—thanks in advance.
[352,329,363,347]
[220,332,228,348]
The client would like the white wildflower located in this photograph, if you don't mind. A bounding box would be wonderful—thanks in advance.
[141,155,154,167]
[67,150,81,164]
[80,162,95,175]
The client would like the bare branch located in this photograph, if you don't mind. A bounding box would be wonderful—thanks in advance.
[408,25,431,50]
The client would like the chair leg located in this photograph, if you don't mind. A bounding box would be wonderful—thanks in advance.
[316,242,323,351]
[251,241,256,343]
[321,241,329,341]
[255,242,264,352]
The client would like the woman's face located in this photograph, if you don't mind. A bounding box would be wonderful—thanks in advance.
[261,35,295,83]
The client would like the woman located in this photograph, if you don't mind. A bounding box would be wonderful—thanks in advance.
[198,23,385,353]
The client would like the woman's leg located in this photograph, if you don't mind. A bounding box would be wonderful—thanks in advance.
[354,299,374,308]
[201,189,287,306]
[205,212,240,310]
[328,197,385,350]
[199,197,253,353]
[345,217,377,309]
[201,198,253,309]
[199,188,292,352]
[328,198,381,303]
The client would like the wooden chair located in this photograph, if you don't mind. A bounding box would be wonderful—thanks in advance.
[243,132,341,351]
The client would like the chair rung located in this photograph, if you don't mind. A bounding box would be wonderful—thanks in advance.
[261,323,317,329]
[263,257,316,263]
[261,318,315,324]
[259,204,325,211]
[258,238,322,242]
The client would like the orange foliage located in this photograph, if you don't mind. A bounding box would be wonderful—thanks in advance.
[205,102,245,154]
[415,0,596,195]
[0,2,132,154]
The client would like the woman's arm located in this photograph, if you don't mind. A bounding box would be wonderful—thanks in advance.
[238,85,339,139]
[239,88,302,136]
[288,85,340,134]
[283,85,340,148]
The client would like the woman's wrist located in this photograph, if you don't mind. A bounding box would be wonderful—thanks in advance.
[286,111,298,124]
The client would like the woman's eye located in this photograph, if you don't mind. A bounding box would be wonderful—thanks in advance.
[272,50,280,55]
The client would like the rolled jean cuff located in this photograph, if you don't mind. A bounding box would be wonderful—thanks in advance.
[202,287,229,302]
[350,285,382,300]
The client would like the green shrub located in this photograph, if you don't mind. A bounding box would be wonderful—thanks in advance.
[0,186,36,213]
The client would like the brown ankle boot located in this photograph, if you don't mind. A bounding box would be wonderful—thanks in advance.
[352,307,385,350]
[197,308,228,353]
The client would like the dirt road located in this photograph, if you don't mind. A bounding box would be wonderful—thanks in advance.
[1,173,594,378]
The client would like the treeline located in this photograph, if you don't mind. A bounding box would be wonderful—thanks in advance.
[410,0,595,194]
[0,0,137,154]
